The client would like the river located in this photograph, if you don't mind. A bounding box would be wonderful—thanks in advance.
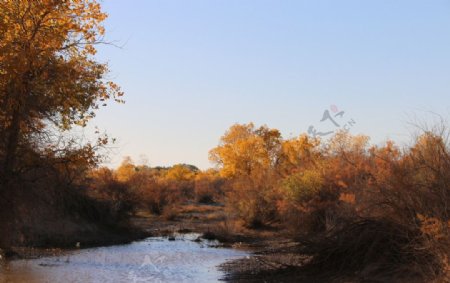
[0,233,249,283]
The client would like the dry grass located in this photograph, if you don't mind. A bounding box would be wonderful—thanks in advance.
[162,205,179,221]
[298,219,444,283]
[177,203,223,214]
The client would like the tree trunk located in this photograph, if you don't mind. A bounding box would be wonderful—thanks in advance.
[3,107,21,176]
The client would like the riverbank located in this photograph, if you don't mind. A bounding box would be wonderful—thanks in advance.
[129,202,308,282]
[3,202,304,280]
[1,225,151,262]
[1,202,264,257]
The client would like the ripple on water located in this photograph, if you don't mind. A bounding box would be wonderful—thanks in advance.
[0,233,248,283]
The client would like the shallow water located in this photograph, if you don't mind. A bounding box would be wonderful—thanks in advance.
[0,233,248,283]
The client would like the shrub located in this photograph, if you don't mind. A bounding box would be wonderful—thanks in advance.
[279,169,341,235]
[162,205,179,221]
[194,170,224,204]
[281,170,324,204]
[298,219,441,282]
[227,171,279,228]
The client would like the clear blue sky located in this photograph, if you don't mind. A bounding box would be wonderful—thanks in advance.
[87,0,450,169]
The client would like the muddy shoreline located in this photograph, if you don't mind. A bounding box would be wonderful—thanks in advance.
[126,204,308,282]
[2,203,303,282]
[2,226,151,261]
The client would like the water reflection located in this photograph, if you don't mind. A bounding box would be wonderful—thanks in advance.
[0,233,248,283]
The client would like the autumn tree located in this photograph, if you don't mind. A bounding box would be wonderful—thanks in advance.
[0,1,129,250]
[164,164,198,182]
[277,134,321,176]
[209,123,281,178]
[194,169,224,203]
[162,164,198,199]
[116,157,137,183]
[0,0,123,182]
[210,123,281,227]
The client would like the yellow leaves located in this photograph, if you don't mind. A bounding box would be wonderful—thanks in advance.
[165,165,196,182]
[339,193,355,204]
[337,180,348,188]
[74,120,86,127]
[281,134,319,167]
[98,26,105,36]
[116,157,137,182]
[0,0,108,52]
[210,123,281,178]
[0,0,122,132]
[417,214,447,240]
[328,131,370,155]
[106,81,125,103]
[221,123,255,144]
[281,170,324,204]
[84,44,97,55]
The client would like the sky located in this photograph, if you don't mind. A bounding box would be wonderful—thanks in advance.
[86,0,450,169]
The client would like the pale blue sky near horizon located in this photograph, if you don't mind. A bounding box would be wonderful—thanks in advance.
[86,0,450,169]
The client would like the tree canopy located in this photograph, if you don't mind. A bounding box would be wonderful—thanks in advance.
[0,0,123,176]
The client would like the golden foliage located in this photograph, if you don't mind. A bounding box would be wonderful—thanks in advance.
[209,123,281,178]
[0,0,123,175]
[417,214,447,240]
[339,193,355,204]
[116,157,137,182]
